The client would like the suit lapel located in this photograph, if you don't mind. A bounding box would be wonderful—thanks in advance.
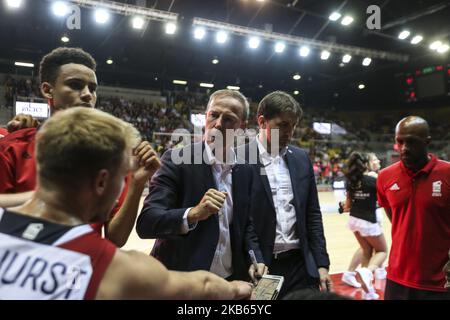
[250,140,276,212]
[285,147,301,209]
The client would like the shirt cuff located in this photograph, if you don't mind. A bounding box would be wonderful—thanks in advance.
[180,207,198,234]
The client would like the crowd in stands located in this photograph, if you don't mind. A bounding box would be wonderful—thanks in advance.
[3,75,40,107]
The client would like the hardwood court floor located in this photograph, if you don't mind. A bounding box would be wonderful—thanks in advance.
[123,191,392,299]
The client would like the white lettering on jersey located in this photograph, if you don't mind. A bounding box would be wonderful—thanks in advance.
[0,233,93,300]
[432,180,442,197]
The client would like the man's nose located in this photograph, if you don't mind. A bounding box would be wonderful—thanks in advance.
[80,86,93,101]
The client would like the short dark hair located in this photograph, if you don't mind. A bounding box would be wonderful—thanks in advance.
[257,91,303,121]
[39,47,97,84]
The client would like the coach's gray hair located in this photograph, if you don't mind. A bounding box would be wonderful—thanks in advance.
[207,89,249,121]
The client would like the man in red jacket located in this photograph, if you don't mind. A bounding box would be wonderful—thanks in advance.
[377,116,450,299]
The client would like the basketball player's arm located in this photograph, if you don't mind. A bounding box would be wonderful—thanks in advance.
[0,191,34,208]
[104,142,160,247]
[96,250,253,300]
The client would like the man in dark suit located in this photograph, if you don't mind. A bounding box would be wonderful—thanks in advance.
[136,90,266,282]
[238,91,332,298]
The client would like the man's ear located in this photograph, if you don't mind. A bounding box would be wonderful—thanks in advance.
[40,82,53,100]
[94,169,110,197]
[257,115,266,129]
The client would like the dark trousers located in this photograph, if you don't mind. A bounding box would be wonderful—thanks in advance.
[269,249,319,299]
[385,279,450,300]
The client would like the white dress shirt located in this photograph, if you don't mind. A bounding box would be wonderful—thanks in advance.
[181,142,235,278]
[257,137,300,254]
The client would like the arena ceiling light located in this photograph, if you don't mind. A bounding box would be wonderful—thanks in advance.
[362,57,372,66]
[299,46,310,57]
[165,22,177,34]
[61,36,70,43]
[328,12,341,21]
[274,42,285,53]
[293,74,301,80]
[398,30,410,40]
[52,1,69,17]
[132,16,145,29]
[342,54,352,63]
[200,83,214,88]
[437,44,449,53]
[216,31,228,44]
[293,90,300,95]
[429,41,442,50]
[94,9,110,24]
[227,86,240,90]
[173,80,187,85]
[320,50,331,60]
[71,0,179,25]
[106,59,113,65]
[192,17,409,62]
[14,61,34,68]
[211,58,219,64]
[410,35,423,45]
[6,0,22,9]
[248,37,260,49]
[358,83,365,90]
[194,27,206,40]
[340,16,354,26]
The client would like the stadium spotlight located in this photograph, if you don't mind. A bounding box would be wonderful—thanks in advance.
[227,86,240,90]
[410,35,423,45]
[132,16,145,29]
[94,9,110,24]
[274,42,285,53]
[106,59,113,65]
[358,83,365,90]
[165,22,177,34]
[398,30,410,40]
[6,0,22,9]
[293,90,300,95]
[341,16,354,26]
[15,61,34,68]
[52,1,69,17]
[248,37,260,49]
[216,31,228,44]
[194,27,206,40]
[200,83,214,88]
[293,74,301,80]
[299,46,310,57]
[212,58,219,64]
[362,57,372,66]
[173,80,187,85]
[342,54,352,63]
[328,12,341,21]
[321,50,330,60]
[437,44,449,53]
[61,36,70,43]
[429,41,442,50]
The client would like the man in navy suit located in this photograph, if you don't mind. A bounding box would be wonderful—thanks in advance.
[239,91,332,298]
[136,90,266,282]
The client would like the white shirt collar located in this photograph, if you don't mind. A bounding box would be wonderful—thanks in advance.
[256,135,288,165]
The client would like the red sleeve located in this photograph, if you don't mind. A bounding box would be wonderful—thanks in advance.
[376,173,389,209]
[0,152,15,193]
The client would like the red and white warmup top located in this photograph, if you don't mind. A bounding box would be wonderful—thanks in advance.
[377,154,450,291]
[0,208,117,299]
